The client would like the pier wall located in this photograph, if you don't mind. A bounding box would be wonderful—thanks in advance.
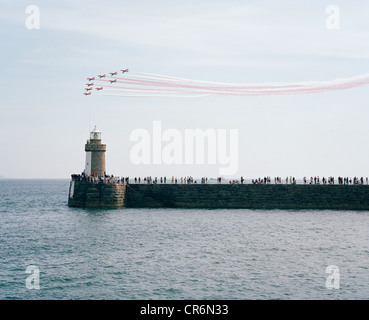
[125,184,369,210]
[68,180,125,208]
[68,181,369,210]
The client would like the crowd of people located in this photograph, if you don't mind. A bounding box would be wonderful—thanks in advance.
[71,173,125,184]
[250,176,369,185]
[337,176,368,185]
[252,177,274,184]
[135,176,199,184]
[71,173,369,186]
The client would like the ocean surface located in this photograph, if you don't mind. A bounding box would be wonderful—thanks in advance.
[1,179,369,300]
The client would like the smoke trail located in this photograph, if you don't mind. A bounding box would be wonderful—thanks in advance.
[134,72,369,89]
[99,92,214,98]
[86,71,369,98]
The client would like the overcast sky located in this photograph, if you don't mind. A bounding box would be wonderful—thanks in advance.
[1,0,369,179]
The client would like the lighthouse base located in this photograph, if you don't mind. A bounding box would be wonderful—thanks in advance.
[68,180,125,208]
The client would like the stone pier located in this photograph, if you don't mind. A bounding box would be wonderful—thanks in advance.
[68,181,369,210]
[68,180,126,208]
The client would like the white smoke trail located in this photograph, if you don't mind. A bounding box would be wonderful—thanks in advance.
[89,70,369,98]
[99,86,271,95]
[134,71,369,89]
[99,93,214,98]
[134,72,304,88]
[100,87,216,94]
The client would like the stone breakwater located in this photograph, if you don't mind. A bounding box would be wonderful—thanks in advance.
[68,180,125,208]
[68,181,369,210]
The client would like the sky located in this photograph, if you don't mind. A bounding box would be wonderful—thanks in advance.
[1,0,369,179]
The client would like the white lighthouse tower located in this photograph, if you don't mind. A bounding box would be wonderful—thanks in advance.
[85,126,106,177]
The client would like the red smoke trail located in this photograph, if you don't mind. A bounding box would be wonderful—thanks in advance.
[88,72,369,97]
[96,78,303,94]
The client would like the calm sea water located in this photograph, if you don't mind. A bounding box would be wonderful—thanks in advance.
[1,179,369,300]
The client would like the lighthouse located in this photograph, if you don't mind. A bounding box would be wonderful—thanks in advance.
[85,126,106,177]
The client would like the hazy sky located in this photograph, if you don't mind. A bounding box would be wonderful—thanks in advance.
[1,0,369,179]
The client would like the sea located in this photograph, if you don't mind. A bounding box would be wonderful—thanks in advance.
[1,179,369,300]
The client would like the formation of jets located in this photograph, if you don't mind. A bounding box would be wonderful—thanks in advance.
[84,68,128,95]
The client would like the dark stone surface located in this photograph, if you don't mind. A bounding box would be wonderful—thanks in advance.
[68,181,125,208]
[68,181,369,210]
[125,184,369,210]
